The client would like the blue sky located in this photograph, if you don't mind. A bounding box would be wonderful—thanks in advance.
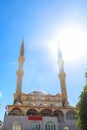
[0,0,87,121]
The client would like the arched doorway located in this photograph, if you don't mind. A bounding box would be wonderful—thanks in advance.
[27,109,37,116]
[41,109,52,116]
[53,110,64,122]
[10,108,22,115]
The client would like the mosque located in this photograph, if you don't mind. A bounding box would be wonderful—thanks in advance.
[2,40,79,130]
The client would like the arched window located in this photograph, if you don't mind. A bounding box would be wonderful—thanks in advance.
[10,108,22,115]
[27,109,37,116]
[41,109,52,116]
[46,121,55,130]
[66,110,78,120]
[11,120,21,130]
[30,122,40,130]
[53,110,64,122]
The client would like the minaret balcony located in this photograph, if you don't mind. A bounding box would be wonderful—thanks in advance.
[16,70,24,76]
[18,56,25,63]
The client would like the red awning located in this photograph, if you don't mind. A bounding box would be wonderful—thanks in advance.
[28,116,42,120]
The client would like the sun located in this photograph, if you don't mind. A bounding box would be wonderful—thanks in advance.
[58,25,87,63]
[47,25,87,65]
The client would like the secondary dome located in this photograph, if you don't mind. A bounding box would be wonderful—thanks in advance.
[30,90,47,95]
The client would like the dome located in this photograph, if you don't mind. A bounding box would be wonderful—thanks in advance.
[29,90,47,95]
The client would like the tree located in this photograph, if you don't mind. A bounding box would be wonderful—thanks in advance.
[77,83,87,130]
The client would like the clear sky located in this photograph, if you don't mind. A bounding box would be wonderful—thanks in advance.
[0,0,87,121]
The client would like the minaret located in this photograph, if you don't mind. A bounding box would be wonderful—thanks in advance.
[57,45,69,107]
[14,39,25,104]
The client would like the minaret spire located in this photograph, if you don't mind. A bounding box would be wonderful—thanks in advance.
[20,39,24,56]
[14,39,25,104]
[58,44,64,73]
[57,44,69,107]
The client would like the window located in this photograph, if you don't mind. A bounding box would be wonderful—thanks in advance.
[27,97,34,100]
[12,125,21,130]
[11,120,21,130]
[50,104,53,107]
[30,122,40,130]
[46,121,55,130]
[66,110,78,120]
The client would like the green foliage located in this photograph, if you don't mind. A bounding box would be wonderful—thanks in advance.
[76,84,87,130]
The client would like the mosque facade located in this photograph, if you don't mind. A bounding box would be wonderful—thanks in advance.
[3,40,79,130]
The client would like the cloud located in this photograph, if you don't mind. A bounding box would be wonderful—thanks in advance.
[7,61,16,65]
[0,91,2,98]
